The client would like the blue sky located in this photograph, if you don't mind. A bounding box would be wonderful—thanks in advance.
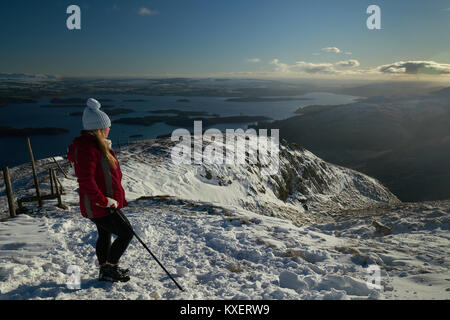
[0,0,449,79]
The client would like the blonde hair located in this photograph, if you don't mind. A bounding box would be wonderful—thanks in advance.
[91,129,117,169]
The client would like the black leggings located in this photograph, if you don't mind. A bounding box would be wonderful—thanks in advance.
[90,209,134,265]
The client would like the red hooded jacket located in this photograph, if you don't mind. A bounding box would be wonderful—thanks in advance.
[67,131,128,219]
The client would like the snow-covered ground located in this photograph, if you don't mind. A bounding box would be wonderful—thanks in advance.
[0,139,448,299]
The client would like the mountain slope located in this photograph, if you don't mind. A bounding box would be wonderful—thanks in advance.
[1,138,448,300]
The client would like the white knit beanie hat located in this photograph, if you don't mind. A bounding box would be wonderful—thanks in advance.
[82,98,111,130]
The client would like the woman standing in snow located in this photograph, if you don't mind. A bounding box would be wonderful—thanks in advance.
[68,98,133,283]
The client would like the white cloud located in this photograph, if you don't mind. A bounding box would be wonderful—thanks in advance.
[377,61,450,75]
[270,59,360,75]
[336,59,360,68]
[270,58,290,73]
[321,47,341,53]
[247,58,261,63]
[293,61,336,74]
[319,47,352,55]
[139,7,159,16]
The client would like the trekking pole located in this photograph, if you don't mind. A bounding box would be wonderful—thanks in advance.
[113,209,184,292]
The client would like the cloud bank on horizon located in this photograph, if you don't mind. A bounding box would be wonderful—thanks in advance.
[4,59,450,80]
[268,56,450,78]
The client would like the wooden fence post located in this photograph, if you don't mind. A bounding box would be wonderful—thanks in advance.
[51,169,67,209]
[26,137,43,207]
[51,169,60,207]
[52,157,68,178]
[67,148,73,168]
[2,166,16,218]
[49,168,54,195]
[54,172,65,194]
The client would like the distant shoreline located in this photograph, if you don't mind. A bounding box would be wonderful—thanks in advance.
[294,104,349,115]
[113,115,272,127]
[225,97,312,103]
[41,104,115,108]
[148,109,213,116]
[122,99,147,102]
[69,108,135,116]
[50,97,114,104]
[0,126,69,137]
[0,96,37,107]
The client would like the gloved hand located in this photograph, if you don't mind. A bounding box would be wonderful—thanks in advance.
[105,197,118,208]
[96,197,118,208]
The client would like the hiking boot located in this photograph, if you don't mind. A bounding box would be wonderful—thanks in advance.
[118,266,130,277]
[99,263,130,276]
[99,264,130,282]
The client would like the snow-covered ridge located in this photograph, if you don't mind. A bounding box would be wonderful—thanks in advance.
[111,136,400,225]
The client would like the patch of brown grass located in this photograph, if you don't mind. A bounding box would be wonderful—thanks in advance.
[226,263,244,273]
[284,248,304,258]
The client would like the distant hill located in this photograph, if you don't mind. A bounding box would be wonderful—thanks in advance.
[0,73,57,80]
[332,81,443,98]
[255,88,450,202]
[432,86,450,96]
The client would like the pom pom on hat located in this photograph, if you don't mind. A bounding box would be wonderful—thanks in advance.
[87,98,101,110]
